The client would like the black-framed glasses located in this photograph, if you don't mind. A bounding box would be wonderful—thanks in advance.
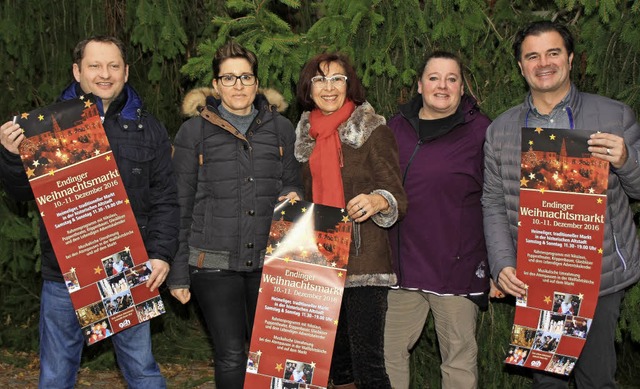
[310,75,348,88]
[216,74,257,87]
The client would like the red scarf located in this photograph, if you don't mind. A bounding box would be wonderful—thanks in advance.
[308,100,355,208]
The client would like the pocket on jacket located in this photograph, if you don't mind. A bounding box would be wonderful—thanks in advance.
[118,145,154,188]
[137,214,149,241]
[612,232,631,270]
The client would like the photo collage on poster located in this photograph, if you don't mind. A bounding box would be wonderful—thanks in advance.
[508,288,591,374]
[74,248,165,345]
[250,356,317,389]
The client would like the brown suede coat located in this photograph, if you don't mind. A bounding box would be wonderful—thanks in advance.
[295,102,407,287]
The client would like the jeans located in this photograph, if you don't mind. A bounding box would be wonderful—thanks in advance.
[39,280,165,389]
[190,267,261,389]
[330,286,392,388]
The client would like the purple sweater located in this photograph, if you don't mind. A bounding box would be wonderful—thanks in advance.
[388,94,491,295]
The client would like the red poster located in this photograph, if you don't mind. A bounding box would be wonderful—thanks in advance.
[506,127,608,374]
[14,95,164,345]
[244,200,352,389]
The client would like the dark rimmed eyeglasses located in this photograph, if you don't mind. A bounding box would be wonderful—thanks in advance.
[216,74,257,87]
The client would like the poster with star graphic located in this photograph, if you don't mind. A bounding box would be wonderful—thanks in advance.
[244,200,352,389]
[505,127,608,375]
[14,95,164,345]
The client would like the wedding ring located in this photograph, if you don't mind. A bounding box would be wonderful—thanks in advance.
[361,209,366,217]
[606,148,611,155]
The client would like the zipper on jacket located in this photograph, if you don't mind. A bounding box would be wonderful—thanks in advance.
[611,219,628,271]
[241,132,255,259]
[396,140,423,284]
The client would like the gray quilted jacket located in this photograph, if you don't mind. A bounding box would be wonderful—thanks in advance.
[482,85,640,296]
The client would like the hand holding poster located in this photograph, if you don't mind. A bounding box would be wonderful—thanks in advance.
[244,199,352,389]
[505,127,608,374]
[13,95,165,345]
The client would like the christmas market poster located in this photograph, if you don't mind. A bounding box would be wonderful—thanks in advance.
[14,95,164,345]
[244,200,352,389]
[505,127,608,374]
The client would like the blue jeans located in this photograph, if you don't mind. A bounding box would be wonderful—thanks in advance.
[190,267,261,389]
[39,280,165,389]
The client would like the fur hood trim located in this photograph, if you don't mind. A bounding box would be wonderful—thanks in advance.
[181,87,288,117]
[294,102,385,162]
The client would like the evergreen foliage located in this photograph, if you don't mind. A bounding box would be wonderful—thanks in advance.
[181,0,306,105]
[0,194,40,350]
[2,1,640,387]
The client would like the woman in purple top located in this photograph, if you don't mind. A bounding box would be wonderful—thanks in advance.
[384,51,499,389]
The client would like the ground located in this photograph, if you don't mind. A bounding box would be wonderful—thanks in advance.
[0,349,216,388]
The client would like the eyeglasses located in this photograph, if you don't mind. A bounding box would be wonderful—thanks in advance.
[310,75,348,88]
[216,74,257,87]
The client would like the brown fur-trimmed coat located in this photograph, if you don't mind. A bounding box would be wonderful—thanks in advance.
[295,102,407,287]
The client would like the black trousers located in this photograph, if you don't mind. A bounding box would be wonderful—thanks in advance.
[190,267,261,389]
[330,286,392,388]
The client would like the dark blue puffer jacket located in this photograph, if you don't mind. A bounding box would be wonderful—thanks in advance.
[166,92,302,289]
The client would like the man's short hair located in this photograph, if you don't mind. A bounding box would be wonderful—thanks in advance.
[513,21,574,61]
[211,41,258,77]
[73,36,127,65]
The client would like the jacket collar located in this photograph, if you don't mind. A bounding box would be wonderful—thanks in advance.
[294,102,385,162]
[523,83,582,117]
[397,94,480,139]
[204,93,272,116]
[182,87,287,117]
[59,82,143,121]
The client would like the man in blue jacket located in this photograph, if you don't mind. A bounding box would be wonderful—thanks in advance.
[0,36,179,388]
[483,21,640,387]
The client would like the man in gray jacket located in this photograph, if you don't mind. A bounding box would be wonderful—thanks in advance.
[483,20,640,387]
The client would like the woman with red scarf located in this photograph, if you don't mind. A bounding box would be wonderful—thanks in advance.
[294,53,407,389]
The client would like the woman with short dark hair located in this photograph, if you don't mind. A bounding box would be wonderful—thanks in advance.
[167,41,302,389]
